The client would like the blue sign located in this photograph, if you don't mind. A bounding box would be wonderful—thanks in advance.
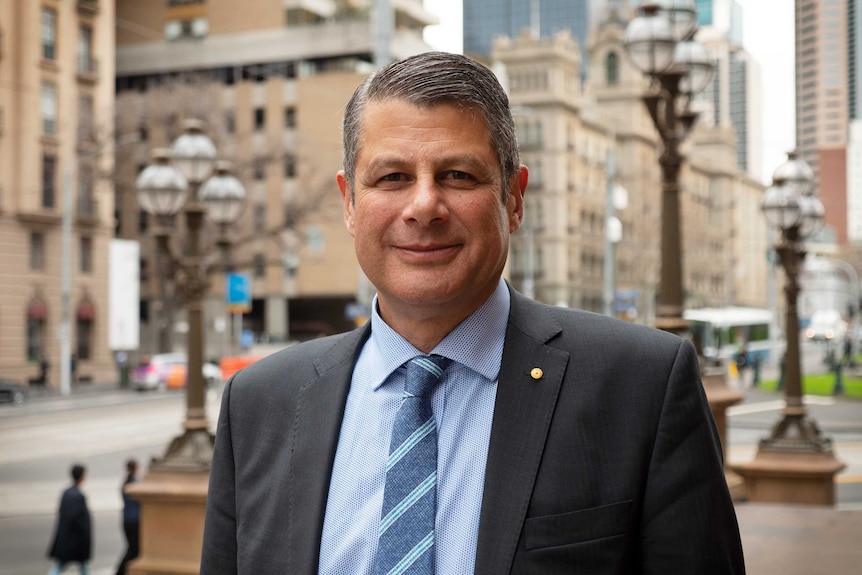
[226,272,252,313]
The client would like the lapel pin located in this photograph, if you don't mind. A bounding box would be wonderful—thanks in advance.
[530,368,543,380]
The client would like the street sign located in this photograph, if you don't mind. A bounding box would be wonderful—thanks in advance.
[226,272,252,313]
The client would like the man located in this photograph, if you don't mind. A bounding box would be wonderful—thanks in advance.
[202,52,744,574]
[47,463,91,575]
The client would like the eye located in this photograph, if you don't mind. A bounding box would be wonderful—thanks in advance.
[380,173,405,182]
[448,170,472,180]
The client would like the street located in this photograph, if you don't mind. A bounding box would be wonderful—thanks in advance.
[0,388,218,575]
[1,343,860,575]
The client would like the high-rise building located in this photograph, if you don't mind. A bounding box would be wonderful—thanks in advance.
[796,0,851,245]
[0,0,117,387]
[696,0,743,45]
[115,0,436,358]
[463,0,591,61]
[697,27,762,181]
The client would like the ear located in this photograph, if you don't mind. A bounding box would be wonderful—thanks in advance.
[337,170,355,237]
[507,165,528,233]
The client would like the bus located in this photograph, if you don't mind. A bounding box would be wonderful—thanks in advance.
[683,307,774,363]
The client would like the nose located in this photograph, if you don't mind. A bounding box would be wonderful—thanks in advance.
[402,177,448,226]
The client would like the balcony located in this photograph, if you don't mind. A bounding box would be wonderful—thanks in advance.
[77,56,99,84]
[77,0,99,17]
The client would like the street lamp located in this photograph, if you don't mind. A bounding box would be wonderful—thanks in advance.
[136,119,246,472]
[732,151,845,505]
[624,0,714,334]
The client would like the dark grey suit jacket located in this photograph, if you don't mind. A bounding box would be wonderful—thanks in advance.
[201,286,745,574]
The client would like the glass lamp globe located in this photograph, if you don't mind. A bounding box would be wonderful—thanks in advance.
[772,151,815,197]
[199,161,247,225]
[674,40,715,95]
[136,149,189,216]
[797,195,825,239]
[624,8,678,75]
[761,184,802,231]
[170,119,217,184]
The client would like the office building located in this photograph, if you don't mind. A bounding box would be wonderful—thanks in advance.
[115,0,436,359]
[0,0,117,386]
[796,0,851,244]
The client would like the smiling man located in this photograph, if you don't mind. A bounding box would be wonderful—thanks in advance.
[201,52,745,575]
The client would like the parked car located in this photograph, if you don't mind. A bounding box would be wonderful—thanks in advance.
[0,379,28,405]
[132,353,222,391]
[805,309,848,342]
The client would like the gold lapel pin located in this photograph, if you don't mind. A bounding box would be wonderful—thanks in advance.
[530,368,543,380]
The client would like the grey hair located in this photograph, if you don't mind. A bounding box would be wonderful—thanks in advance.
[342,51,520,200]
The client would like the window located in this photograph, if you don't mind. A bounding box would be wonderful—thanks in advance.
[225,110,235,134]
[30,232,45,270]
[284,107,296,128]
[78,95,94,142]
[42,154,56,208]
[76,319,93,360]
[41,83,57,134]
[41,8,57,61]
[78,25,94,73]
[254,204,266,228]
[27,319,45,362]
[254,159,266,180]
[254,107,265,131]
[284,154,296,178]
[78,162,94,216]
[606,52,619,85]
[80,237,92,273]
[253,254,265,277]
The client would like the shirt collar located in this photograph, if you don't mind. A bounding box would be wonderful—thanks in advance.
[367,279,510,389]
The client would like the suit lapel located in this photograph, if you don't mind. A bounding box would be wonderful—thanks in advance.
[474,290,570,575]
[286,324,370,574]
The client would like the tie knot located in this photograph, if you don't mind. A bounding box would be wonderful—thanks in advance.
[405,355,451,398]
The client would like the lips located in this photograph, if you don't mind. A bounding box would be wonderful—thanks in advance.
[396,243,460,260]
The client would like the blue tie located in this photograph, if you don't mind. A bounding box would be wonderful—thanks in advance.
[374,355,452,575]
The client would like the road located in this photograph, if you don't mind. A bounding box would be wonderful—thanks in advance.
[1,345,860,574]
[0,388,220,575]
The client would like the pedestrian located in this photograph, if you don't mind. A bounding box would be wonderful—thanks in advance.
[39,355,50,386]
[201,51,744,574]
[70,353,78,386]
[115,459,140,575]
[47,463,91,575]
[735,343,751,389]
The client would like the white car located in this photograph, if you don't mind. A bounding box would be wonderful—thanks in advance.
[132,352,222,391]
[805,310,848,342]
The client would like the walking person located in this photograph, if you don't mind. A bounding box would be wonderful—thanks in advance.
[115,459,141,575]
[47,463,91,575]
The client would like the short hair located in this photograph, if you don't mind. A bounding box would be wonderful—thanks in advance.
[341,51,519,200]
[126,459,138,474]
[71,464,85,482]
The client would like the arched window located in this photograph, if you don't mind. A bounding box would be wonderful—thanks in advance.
[606,52,619,86]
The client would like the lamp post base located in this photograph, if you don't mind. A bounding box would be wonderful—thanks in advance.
[150,426,215,473]
[731,413,846,505]
[126,469,209,575]
[700,365,746,499]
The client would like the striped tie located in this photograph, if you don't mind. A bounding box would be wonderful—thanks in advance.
[374,355,451,575]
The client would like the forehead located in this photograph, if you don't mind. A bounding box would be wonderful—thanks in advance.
[356,98,494,155]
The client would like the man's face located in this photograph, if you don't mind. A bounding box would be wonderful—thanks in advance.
[338,99,527,325]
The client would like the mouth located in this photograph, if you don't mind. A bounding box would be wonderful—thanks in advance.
[397,243,460,260]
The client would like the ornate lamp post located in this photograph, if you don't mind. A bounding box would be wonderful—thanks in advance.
[129,120,245,575]
[624,0,714,334]
[732,152,845,505]
[136,119,245,470]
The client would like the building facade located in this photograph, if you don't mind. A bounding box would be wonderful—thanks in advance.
[115,0,436,360]
[0,0,117,387]
[494,17,768,322]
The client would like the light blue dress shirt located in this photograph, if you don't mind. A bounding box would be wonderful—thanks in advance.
[319,279,510,575]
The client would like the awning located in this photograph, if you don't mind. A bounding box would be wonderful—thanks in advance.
[27,299,47,320]
[77,300,96,321]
